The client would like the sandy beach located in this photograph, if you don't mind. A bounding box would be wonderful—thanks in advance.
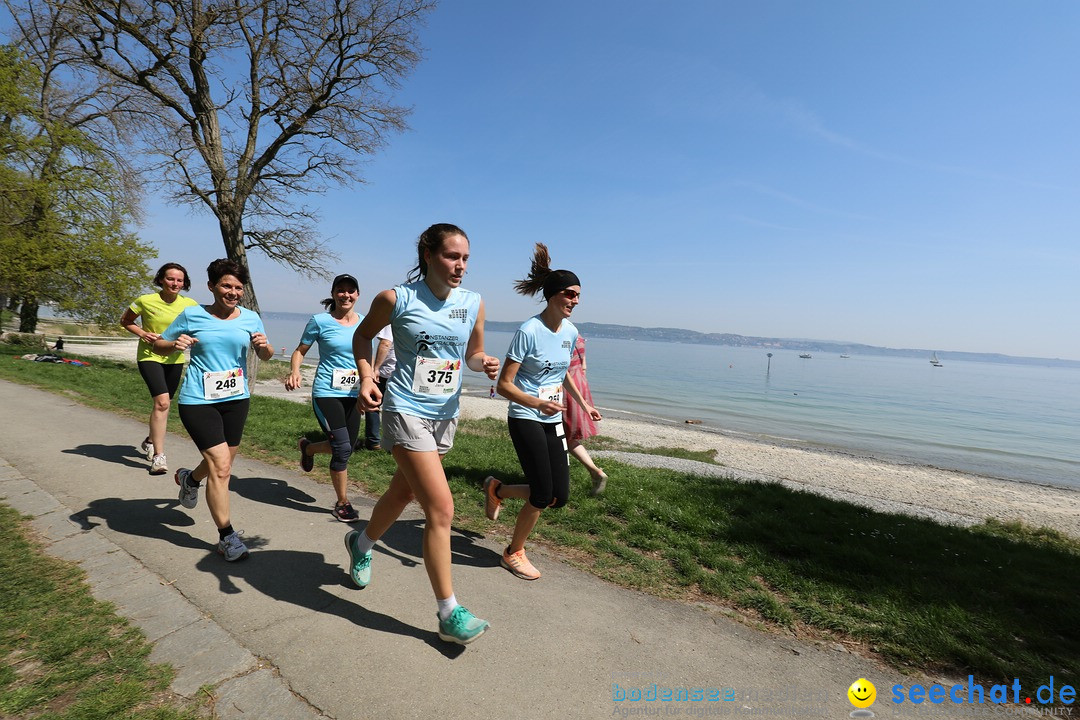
[65,338,1080,539]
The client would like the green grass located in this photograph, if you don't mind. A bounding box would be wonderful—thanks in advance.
[2,342,1078,692]
[587,433,722,464]
[0,504,203,720]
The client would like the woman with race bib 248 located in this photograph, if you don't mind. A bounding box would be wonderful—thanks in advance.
[154,259,275,562]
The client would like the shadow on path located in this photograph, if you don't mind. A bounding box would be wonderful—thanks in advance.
[69,494,465,657]
[231,474,325,516]
[70,496,206,550]
[194,548,462,657]
[63,443,147,470]
[368,518,501,571]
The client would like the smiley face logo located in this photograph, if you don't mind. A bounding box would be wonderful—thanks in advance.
[847,678,876,709]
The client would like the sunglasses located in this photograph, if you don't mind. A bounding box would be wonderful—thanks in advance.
[561,289,580,300]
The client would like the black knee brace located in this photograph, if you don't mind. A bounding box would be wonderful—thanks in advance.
[328,427,353,471]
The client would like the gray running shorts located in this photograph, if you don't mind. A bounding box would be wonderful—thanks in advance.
[381,410,458,454]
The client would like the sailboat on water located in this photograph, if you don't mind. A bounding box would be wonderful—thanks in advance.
[930,352,943,367]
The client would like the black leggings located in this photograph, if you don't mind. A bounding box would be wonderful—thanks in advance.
[312,396,362,471]
[508,417,570,509]
[179,399,251,451]
[138,361,184,398]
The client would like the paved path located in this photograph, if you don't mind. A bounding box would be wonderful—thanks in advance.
[0,379,968,719]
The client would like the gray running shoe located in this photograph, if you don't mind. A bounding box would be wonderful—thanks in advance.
[217,530,249,562]
[141,436,154,461]
[175,468,199,509]
[149,454,168,475]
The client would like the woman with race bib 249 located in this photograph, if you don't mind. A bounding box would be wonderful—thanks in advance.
[286,273,365,523]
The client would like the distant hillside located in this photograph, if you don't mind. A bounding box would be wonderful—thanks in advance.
[485,320,1080,369]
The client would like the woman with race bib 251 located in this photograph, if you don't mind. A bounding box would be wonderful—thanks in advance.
[483,243,601,580]
[345,223,500,645]
[285,273,365,523]
[154,259,275,562]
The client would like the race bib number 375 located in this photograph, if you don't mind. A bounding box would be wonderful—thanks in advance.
[411,357,461,396]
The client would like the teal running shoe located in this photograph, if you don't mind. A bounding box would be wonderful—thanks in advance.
[345,530,372,588]
[437,605,489,645]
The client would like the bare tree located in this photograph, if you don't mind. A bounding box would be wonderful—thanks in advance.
[6,0,433,311]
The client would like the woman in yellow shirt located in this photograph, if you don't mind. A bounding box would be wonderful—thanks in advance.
[120,263,199,474]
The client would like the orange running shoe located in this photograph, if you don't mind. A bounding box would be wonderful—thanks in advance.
[483,476,502,521]
[501,547,541,580]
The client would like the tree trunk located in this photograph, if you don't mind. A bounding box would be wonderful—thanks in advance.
[18,297,39,333]
[219,211,260,314]
[218,210,263,382]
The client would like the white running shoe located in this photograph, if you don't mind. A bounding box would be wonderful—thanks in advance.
[140,436,154,461]
[149,454,168,475]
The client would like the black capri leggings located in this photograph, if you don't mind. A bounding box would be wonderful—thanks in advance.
[312,396,362,446]
[179,399,250,451]
[508,417,570,510]
[138,361,184,398]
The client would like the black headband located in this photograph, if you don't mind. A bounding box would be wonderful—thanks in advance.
[542,270,581,299]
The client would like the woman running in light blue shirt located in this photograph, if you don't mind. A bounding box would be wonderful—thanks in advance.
[483,243,602,581]
[154,258,275,562]
[285,273,365,523]
[344,223,500,646]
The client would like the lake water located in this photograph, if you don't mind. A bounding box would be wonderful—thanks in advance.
[263,315,1080,491]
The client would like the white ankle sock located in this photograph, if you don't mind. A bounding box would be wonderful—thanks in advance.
[355,531,376,555]
[437,594,459,621]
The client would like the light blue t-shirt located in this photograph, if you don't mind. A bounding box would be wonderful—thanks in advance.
[506,316,578,423]
[383,281,481,420]
[300,312,364,398]
[163,305,266,405]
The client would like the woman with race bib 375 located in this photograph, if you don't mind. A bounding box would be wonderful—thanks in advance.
[483,243,601,581]
[154,259,275,562]
[286,273,365,523]
[345,223,499,645]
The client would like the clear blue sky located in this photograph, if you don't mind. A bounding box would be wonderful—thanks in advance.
[136,1,1080,360]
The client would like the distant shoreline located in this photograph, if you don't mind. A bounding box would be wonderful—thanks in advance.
[261,312,1080,367]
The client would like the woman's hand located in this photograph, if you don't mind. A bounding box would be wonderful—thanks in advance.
[538,400,566,417]
[284,371,302,391]
[481,354,500,379]
[173,334,197,351]
[356,376,383,412]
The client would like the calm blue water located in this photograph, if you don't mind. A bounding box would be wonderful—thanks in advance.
[264,316,1080,491]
